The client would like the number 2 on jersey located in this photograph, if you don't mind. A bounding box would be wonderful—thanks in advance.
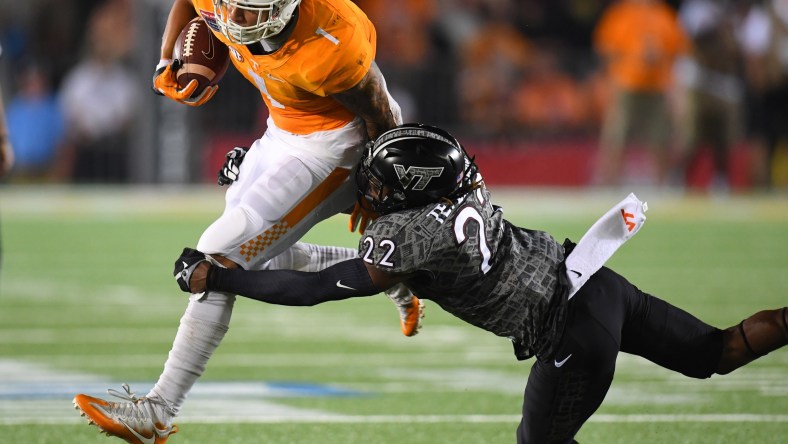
[454,207,492,274]
[362,237,396,268]
[361,206,491,274]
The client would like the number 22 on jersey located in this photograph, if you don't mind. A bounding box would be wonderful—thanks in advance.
[361,206,492,274]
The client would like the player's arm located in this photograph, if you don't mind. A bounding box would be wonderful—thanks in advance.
[331,61,398,141]
[160,0,198,61]
[177,247,407,305]
[153,0,216,105]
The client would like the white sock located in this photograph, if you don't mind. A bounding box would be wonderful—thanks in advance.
[385,283,414,307]
[146,244,354,414]
[147,291,234,415]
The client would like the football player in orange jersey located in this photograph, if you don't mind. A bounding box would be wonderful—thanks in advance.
[72,1,421,442]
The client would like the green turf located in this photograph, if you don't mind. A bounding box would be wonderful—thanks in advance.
[1,187,786,444]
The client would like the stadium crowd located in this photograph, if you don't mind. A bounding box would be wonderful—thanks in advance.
[0,0,786,189]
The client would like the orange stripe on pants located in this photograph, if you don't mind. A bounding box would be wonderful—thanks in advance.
[239,167,352,262]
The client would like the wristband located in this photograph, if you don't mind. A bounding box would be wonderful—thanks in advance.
[156,58,172,71]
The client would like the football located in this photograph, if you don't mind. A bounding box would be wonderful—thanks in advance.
[173,17,229,98]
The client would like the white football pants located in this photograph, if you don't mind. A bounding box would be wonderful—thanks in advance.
[149,117,365,413]
[150,97,405,415]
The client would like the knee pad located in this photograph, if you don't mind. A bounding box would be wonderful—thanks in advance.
[197,205,262,257]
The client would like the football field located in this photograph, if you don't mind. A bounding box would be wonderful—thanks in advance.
[1,186,786,444]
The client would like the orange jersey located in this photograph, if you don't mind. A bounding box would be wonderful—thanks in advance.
[192,0,376,134]
[594,0,688,92]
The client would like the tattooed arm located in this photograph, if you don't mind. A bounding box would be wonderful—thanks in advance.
[332,61,399,141]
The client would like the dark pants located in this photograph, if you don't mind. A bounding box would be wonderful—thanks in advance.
[763,84,788,186]
[517,267,724,443]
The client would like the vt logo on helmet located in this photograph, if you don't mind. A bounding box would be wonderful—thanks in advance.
[357,123,478,215]
[393,164,445,191]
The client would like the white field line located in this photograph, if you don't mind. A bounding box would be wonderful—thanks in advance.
[4,413,788,426]
[1,360,787,427]
[157,413,788,424]
[3,186,787,221]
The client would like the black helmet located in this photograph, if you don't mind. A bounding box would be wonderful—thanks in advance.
[356,123,478,215]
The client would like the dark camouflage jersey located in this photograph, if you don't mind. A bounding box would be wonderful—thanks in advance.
[359,185,569,360]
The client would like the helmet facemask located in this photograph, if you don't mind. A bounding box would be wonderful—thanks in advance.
[356,144,408,215]
[213,0,301,44]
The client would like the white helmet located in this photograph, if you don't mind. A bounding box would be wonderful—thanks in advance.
[212,0,301,44]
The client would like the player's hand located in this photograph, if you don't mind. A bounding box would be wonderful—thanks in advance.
[217,146,248,186]
[152,59,218,107]
[173,247,210,293]
[348,200,378,234]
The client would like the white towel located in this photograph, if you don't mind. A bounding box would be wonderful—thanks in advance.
[565,193,648,298]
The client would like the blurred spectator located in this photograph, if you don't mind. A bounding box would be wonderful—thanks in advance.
[593,0,689,186]
[0,68,13,179]
[513,0,609,58]
[738,0,788,188]
[58,0,137,183]
[354,0,436,68]
[353,0,437,123]
[457,7,535,136]
[673,0,743,193]
[512,49,590,136]
[5,63,65,182]
[735,1,771,187]
[0,44,14,278]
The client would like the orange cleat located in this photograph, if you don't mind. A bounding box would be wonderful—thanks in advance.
[73,384,178,444]
[399,296,425,337]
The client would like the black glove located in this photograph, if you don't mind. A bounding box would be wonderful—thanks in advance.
[217,146,248,186]
[173,247,209,293]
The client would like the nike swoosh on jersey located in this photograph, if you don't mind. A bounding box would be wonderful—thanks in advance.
[336,281,356,291]
[554,354,572,368]
[569,270,582,278]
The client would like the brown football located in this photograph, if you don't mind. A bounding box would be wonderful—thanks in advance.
[173,18,229,98]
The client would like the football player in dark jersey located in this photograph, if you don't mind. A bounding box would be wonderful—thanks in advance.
[173,124,788,443]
